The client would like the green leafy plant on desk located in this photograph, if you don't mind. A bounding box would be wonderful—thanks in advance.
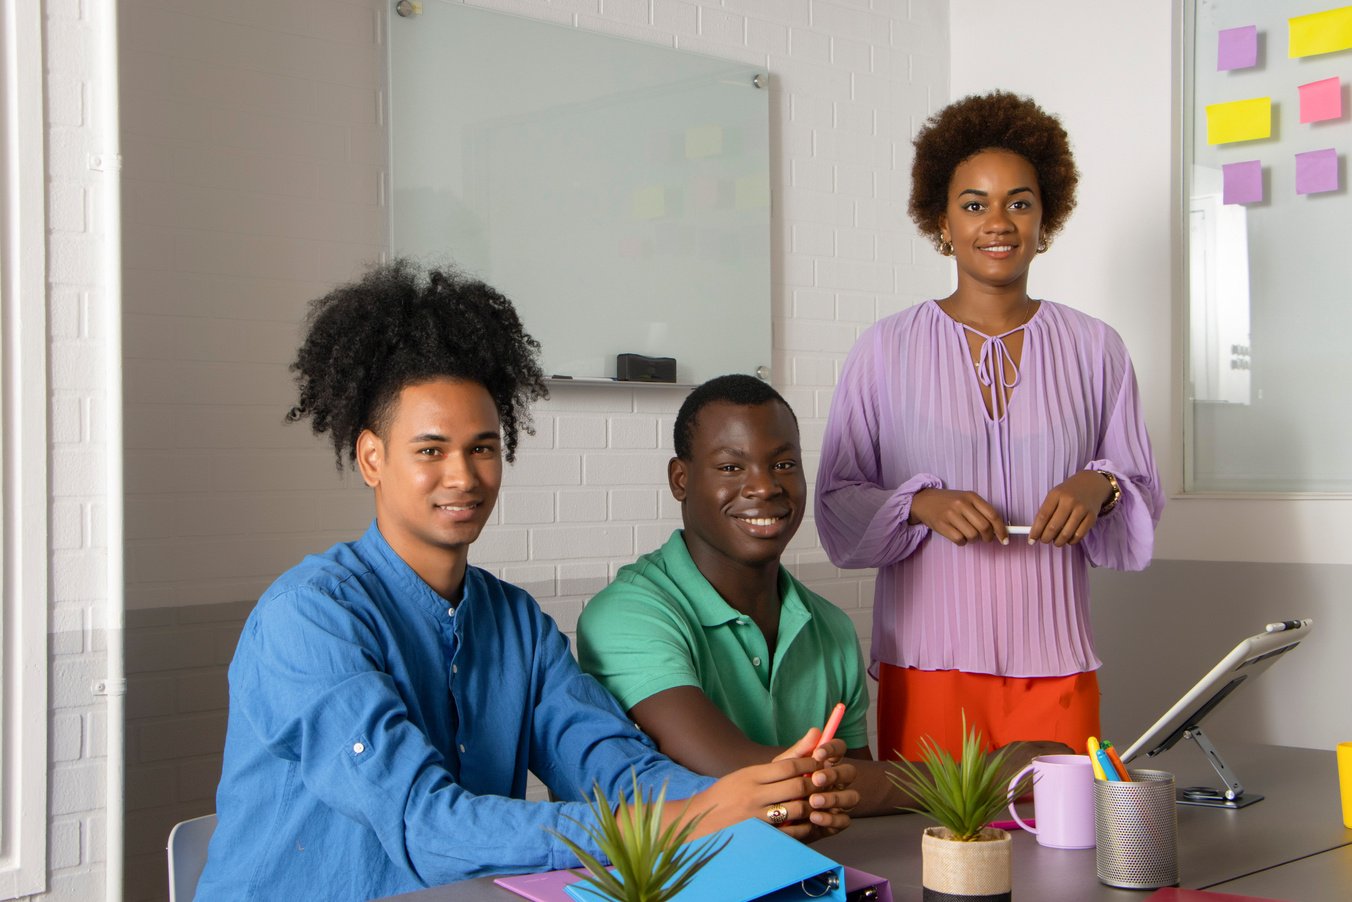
[549,771,729,902]
[885,714,1031,900]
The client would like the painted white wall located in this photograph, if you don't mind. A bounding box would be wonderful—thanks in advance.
[950,0,1177,497]
[949,0,1352,750]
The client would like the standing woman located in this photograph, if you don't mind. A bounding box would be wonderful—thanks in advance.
[815,92,1164,761]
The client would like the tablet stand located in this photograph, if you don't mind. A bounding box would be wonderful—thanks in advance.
[1174,725,1264,809]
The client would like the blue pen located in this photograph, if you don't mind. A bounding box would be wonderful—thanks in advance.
[1095,748,1122,782]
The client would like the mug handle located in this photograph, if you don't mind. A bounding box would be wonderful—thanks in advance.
[1007,763,1037,834]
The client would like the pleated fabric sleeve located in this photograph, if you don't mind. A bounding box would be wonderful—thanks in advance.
[814,321,943,570]
[815,300,1163,680]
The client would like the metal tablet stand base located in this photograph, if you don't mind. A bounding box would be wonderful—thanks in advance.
[1174,726,1264,809]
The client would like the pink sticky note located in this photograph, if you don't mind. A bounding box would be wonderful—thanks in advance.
[1299,77,1342,123]
[1222,160,1263,204]
[1295,148,1339,195]
[1218,25,1258,70]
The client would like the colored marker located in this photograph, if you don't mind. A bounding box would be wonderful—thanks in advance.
[1086,737,1108,781]
[1103,744,1132,782]
[815,702,847,750]
[1095,748,1122,782]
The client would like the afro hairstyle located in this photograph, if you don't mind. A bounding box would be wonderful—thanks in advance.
[286,258,547,468]
[908,90,1079,250]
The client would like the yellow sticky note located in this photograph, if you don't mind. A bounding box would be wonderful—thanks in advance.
[1289,5,1352,57]
[685,124,723,159]
[1206,97,1271,144]
[632,184,666,220]
[734,173,770,210]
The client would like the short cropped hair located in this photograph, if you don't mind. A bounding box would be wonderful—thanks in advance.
[908,91,1079,250]
[287,258,547,468]
[673,374,797,461]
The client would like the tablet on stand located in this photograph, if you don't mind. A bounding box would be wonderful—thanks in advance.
[1118,620,1313,809]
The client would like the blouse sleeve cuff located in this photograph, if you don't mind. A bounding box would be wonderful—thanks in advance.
[1084,460,1156,571]
[895,473,944,527]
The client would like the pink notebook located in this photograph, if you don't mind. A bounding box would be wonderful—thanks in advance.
[493,870,584,902]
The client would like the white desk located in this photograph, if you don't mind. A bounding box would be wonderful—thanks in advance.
[381,744,1352,901]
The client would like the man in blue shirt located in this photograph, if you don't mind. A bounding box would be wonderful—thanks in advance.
[195,262,856,901]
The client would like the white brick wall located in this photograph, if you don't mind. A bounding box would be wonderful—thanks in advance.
[41,0,952,898]
[39,0,112,894]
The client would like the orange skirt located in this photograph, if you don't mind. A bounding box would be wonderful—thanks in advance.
[876,664,1101,761]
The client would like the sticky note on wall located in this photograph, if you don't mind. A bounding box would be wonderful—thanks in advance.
[632,184,667,219]
[685,125,724,159]
[1222,160,1264,204]
[1295,148,1339,195]
[1206,97,1272,143]
[1218,25,1258,70]
[1299,77,1343,123]
[1289,5,1352,57]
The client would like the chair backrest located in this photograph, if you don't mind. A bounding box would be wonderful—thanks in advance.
[167,812,217,902]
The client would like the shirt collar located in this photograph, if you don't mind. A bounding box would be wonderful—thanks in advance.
[356,519,481,620]
[662,530,806,629]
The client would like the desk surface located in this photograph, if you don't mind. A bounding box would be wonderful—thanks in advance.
[383,744,1351,902]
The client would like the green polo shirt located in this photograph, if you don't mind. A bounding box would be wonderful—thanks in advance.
[577,530,869,750]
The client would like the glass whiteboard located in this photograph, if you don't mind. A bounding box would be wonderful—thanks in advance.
[388,1,771,385]
[1185,0,1352,492]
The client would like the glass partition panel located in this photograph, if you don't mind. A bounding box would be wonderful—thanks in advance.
[389,1,771,385]
[1185,0,1352,492]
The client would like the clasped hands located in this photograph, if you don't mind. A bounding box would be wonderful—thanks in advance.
[690,727,858,842]
[909,471,1113,547]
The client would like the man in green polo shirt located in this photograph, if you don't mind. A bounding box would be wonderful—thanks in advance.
[577,375,910,816]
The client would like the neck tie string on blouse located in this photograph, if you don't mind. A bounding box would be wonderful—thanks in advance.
[961,323,1026,510]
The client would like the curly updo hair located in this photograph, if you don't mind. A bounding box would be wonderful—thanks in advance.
[287,258,548,468]
[908,91,1079,250]
[673,374,797,461]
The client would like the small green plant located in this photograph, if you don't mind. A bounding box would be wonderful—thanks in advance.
[885,713,1033,841]
[548,771,729,902]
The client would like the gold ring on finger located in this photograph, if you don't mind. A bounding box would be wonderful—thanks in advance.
[766,804,789,826]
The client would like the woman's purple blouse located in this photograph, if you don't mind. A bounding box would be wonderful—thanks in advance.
[815,300,1164,678]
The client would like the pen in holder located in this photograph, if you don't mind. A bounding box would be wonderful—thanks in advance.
[1093,769,1179,890]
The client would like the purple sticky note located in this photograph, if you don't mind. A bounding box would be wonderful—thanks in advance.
[1218,25,1258,71]
[1222,160,1263,204]
[1295,148,1339,195]
[1299,77,1342,123]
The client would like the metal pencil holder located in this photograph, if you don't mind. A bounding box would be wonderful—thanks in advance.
[1093,769,1179,890]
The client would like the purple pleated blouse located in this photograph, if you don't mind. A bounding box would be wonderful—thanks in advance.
[815,300,1164,679]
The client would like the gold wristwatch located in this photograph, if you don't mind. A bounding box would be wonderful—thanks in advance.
[1096,470,1122,516]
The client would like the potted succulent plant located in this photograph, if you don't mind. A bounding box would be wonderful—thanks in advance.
[550,772,729,902]
[886,716,1033,901]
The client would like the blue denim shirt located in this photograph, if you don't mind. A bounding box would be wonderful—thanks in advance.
[196,522,711,901]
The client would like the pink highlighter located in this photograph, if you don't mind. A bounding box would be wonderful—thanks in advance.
[814,702,847,751]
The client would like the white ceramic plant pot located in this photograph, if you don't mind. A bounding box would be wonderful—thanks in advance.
[920,826,1012,901]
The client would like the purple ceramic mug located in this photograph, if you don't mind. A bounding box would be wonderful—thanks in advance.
[1007,754,1096,849]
